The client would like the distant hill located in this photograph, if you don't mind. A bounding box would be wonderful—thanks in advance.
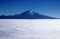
[0,10,58,19]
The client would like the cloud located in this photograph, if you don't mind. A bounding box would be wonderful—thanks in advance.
[0,19,60,39]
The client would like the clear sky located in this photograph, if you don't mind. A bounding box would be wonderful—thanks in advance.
[0,0,60,18]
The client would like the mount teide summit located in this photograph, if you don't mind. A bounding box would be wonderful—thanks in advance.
[0,10,57,19]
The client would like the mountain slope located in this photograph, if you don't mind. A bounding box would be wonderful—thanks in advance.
[0,10,57,19]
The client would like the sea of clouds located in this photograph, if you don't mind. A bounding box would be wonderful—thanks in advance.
[0,19,60,39]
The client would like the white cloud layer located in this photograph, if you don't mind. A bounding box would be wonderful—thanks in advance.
[0,19,60,39]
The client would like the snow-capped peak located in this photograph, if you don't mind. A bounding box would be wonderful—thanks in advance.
[26,10,34,15]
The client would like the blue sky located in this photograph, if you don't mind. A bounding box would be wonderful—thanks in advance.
[0,0,60,18]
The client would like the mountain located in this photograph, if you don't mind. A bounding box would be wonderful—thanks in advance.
[0,10,57,19]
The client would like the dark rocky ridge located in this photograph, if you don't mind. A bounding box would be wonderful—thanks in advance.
[0,10,57,19]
